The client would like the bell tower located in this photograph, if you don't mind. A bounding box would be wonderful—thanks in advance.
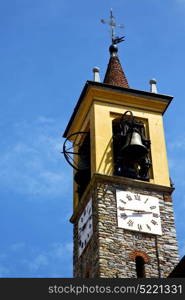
[63,12,179,278]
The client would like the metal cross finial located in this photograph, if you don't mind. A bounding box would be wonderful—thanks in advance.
[101,9,125,44]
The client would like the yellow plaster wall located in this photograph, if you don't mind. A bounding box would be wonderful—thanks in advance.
[90,102,113,176]
[68,87,171,212]
[91,100,170,187]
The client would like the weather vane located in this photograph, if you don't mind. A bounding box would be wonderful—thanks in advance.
[101,9,125,44]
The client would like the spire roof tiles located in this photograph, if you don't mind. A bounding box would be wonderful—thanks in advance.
[103,44,129,88]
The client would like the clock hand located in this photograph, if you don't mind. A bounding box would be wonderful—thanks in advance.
[120,208,145,212]
[119,207,153,214]
[119,207,134,211]
[131,210,153,214]
[79,219,88,232]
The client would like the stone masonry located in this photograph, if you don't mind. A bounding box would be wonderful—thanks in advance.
[73,175,179,278]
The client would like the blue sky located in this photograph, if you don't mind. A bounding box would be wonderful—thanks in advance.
[0,0,185,277]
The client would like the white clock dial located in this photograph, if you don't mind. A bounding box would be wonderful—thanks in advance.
[78,198,93,257]
[116,190,162,235]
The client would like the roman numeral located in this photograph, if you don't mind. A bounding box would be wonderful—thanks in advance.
[144,198,149,203]
[118,206,125,211]
[150,206,156,210]
[134,194,141,201]
[153,213,159,218]
[151,219,158,225]
[127,219,134,227]
[138,224,142,231]
[120,199,126,204]
[146,224,151,231]
[82,223,86,231]
[120,213,127,219]
[126,194,132,201]
[79,241,84,248]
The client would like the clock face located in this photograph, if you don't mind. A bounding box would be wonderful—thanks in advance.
[116,190,162,235]
[78,198,93,257]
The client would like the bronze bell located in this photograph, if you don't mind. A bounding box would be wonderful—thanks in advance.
[121,131,148,160]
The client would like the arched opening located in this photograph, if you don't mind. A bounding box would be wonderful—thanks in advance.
[112,114,151,181]
[74,131,91,200]
[85,266,91,278]
[135,256,146,278]
[86,270,90,278]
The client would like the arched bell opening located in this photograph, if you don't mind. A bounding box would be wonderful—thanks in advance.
[74,132,91,199]
[112,111,151,181]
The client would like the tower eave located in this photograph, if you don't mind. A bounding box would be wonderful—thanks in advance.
[63,81,173,138]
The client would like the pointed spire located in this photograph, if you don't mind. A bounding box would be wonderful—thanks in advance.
[103,44,129,88]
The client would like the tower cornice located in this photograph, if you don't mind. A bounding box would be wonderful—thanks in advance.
[63,81,173,138]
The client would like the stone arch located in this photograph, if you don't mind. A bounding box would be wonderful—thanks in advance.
[129,250,150,263]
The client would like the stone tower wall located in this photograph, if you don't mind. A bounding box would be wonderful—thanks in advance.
[73,176,179,278]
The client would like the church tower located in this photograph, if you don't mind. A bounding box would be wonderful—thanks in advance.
[63,13,179,278]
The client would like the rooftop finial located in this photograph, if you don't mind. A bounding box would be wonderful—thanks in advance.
[149,78,158,93]
[101,9,125,45]
[92,67,100,82]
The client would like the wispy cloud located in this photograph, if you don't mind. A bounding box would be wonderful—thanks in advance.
[0,241,73,277]
[167,136,185,151]
[10,242,25,252]
[29,242,72,276]
[0,117,72,200]
[28,253,49,272]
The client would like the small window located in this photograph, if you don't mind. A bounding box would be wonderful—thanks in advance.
[135,256,145,278]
